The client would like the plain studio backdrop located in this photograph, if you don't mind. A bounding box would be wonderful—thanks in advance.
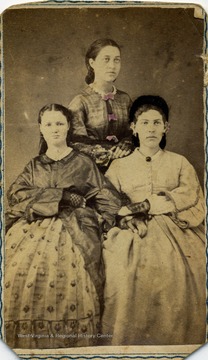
[3,5,205,190]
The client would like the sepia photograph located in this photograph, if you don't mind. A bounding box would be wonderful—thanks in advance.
[1,0,207,359]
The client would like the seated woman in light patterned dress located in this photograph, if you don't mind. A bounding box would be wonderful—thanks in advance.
[101,95,206,346]
[68,38,133,171]
[4,103,121,349]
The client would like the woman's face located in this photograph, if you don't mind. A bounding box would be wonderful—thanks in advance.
[89,45,121,83]
[40,110,69,147]
[133,109,166,149]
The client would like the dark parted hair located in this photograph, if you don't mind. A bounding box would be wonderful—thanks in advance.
[38,103,73,155]
[129,95,169,149]
[85,38,121,84]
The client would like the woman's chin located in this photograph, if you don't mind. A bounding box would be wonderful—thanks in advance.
[47,139,65,148]
[105,76,117,83]
[145,142,160,149]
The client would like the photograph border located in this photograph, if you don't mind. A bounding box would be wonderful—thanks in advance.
[0,1,207,359]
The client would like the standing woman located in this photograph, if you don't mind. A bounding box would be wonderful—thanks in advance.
[4,104,121,349]
[101,95,206,345]
[68,39,133,169]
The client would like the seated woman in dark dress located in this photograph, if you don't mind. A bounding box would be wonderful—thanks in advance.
[4,104,121,349]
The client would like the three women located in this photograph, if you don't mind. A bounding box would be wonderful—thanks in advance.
[4,38,206,348]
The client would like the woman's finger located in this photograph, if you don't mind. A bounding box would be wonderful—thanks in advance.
[113,148,128,159]
[127,219,137,233]
[112,147,122,158]
[137,222,148,238]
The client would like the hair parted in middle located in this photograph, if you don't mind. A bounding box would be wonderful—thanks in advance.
[85,38,121,85]
[129,95,169,149]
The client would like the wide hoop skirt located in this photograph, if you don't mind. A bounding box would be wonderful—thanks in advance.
[102,215,206,345]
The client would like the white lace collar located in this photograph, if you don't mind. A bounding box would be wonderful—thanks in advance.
[89,83,117,98]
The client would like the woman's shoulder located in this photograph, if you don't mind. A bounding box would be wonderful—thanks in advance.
[68,86,98,108]
[17,155,43,174]
[108,152,135,171]
[116,88,130,95]
[116,89,131,100]
[163,150,191,166]
[25,155,41,165]
[164,150,186,158]
[30,151,96,171]
[69,150,97,168]
[70,86,96,99]
[74,150,94,163]
[28,154,49,166]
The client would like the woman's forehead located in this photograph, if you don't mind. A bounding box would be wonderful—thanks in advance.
[41,110,67,122]
[97,45,120,57]
[136,109,163,121]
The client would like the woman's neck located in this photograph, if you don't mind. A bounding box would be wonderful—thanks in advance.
[46,144,72,160]
[138,145,160,157]
[92,80,114,94]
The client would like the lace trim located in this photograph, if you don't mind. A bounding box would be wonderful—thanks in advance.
[89,83,117,98]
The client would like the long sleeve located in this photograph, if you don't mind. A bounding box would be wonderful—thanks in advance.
[94,177,122,229]
[69,89,133,167]
[105,159,122,193]
[164,156,204,228]
[69,95,89,137]
[82,158,122,229]
[6,161,63,227]
[69,94,112,166]
[106,153,205,229]
[78,158,121,231]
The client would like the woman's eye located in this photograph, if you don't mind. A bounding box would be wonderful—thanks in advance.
[56,122,64,126]
[114,58,121,63]
[104,57,110,62]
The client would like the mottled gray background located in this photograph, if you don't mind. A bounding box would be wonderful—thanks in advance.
[3,5,205,189]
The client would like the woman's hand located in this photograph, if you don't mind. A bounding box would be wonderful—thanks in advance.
[119,215,148,238]
[92,145,112,165]
[128,218,148,237]
[111,146,131,159]
[111,141,132,159]
[62,191,86,208]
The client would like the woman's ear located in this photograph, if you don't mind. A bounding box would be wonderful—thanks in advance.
[130,122,136,135]
[164,121,170,134]
[89,58,95,69]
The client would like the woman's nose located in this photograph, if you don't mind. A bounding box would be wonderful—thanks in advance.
[148,124,155,131]
[108,60,115,68]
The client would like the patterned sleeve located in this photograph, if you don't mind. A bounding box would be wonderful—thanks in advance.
[68,95,88,137]
[69,96,111,165]
[118,93,133,139]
